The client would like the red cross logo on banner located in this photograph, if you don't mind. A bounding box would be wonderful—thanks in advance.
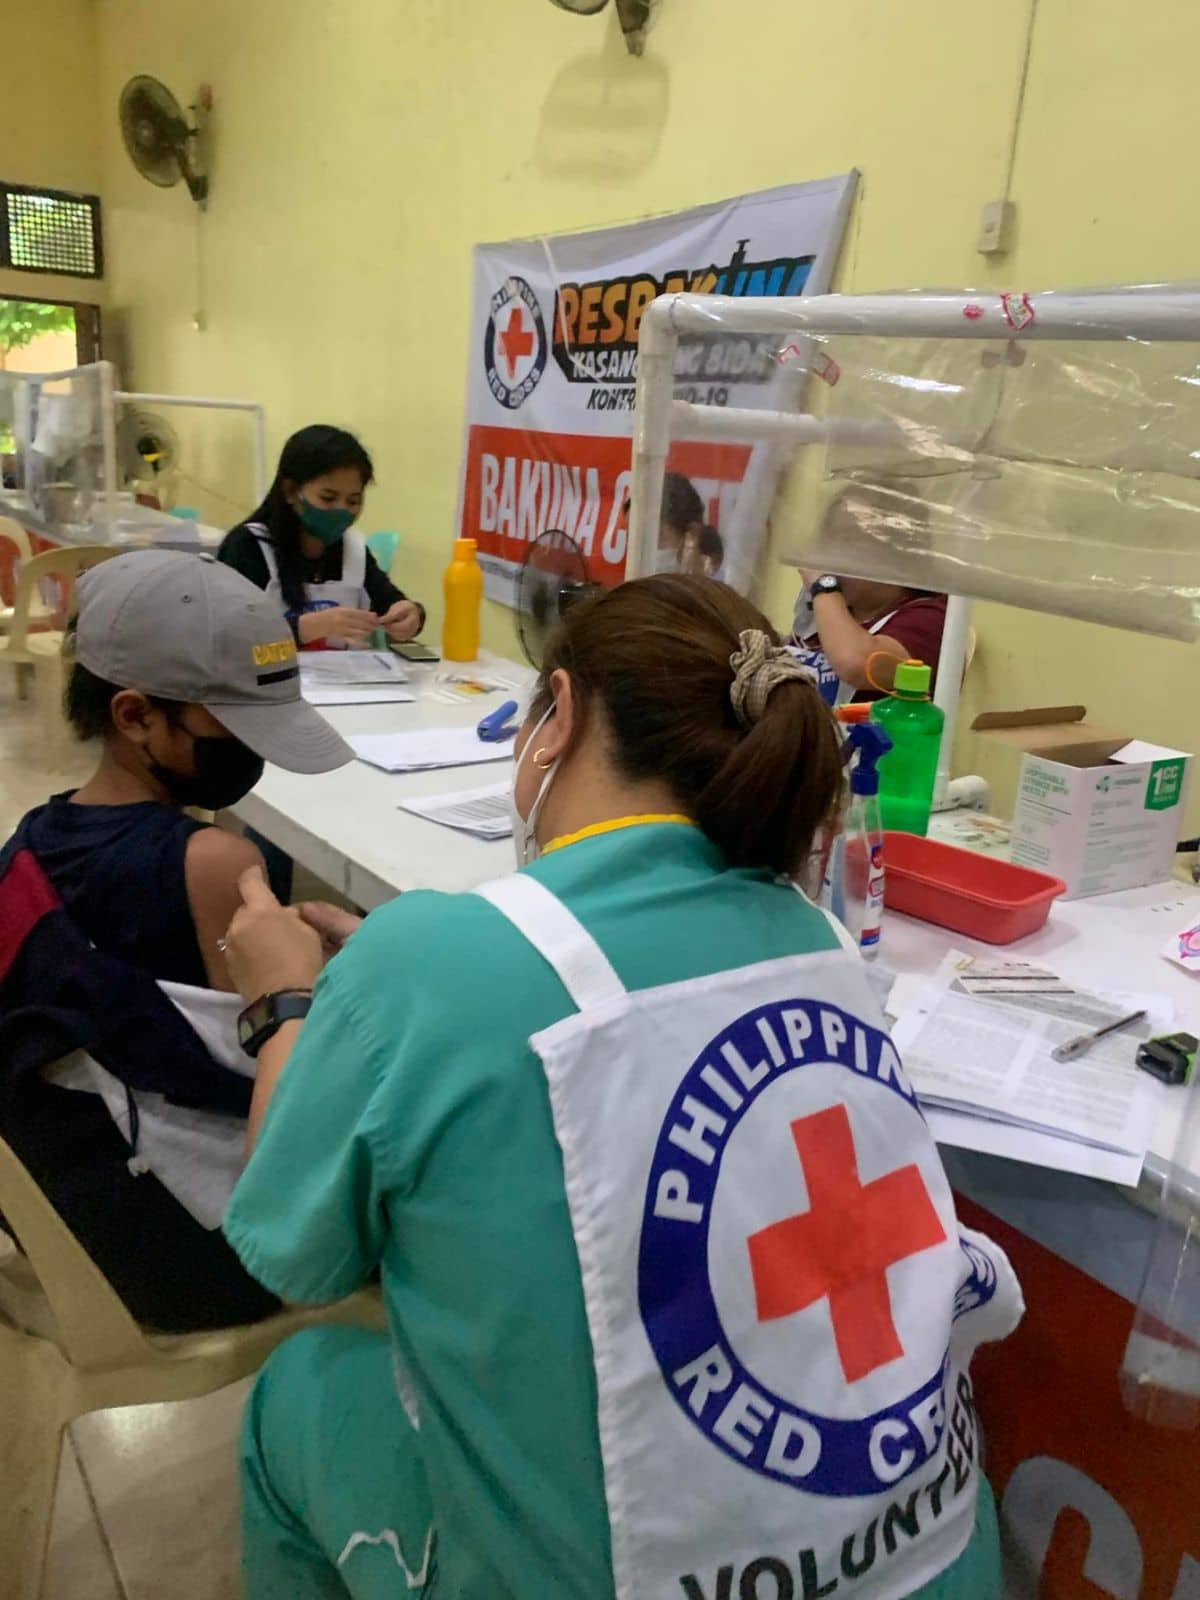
[497,306,535,378]
[747,1105,947,1383]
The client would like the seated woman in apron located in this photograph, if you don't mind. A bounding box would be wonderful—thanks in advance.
[218,423,426,651]
[788,482,947,708]
[221,574,1022,1600]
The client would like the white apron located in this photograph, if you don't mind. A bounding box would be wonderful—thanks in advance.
[788,607,902,710]
[251,522,370,651]
[476,873,1023,1600]
[45,983,253,1230]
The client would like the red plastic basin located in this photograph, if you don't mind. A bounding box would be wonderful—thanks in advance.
[882,832,1066,945]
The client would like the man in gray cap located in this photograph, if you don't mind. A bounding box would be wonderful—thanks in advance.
[11,549,352,994]
[0,551,354,1330]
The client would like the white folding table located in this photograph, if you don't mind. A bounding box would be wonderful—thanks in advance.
[234,656,1200,1185]
[231,654,530,912]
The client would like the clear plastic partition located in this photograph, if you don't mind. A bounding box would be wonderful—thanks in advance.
[0,362,120,543]
[777,326,1200,640]
[632,287,1200,642]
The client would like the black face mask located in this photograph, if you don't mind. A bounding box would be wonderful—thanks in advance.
[150,732,265,811]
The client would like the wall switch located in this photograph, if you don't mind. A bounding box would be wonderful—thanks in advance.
[978,198,1016,255]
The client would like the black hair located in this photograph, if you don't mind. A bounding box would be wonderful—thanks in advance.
[697,525,724,563]
[242,424,375,614]
[661,472,704,536]
[63,622,180,739]
[64,661,182,740]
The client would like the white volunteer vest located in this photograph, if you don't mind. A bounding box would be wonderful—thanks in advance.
[251,523,370,650]
[477,873,1023,1600]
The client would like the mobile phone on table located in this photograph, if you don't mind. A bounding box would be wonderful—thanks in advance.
[391,640,441,663]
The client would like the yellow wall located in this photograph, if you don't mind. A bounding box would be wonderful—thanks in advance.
[9,0,1200,820]
[0,0,101,307]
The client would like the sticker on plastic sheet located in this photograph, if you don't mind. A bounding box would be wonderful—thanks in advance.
[1001,292,1036,332]
[776,344,841,386]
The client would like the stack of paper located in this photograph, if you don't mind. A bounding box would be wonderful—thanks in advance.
[300,652,414,706]
[349,728,512,773]
[891,953,1169,1185]
[399,782,512,839]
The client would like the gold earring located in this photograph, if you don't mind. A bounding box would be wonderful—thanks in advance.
[533,747,553,771]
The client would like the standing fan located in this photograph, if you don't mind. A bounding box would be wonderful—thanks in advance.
[516,529,602,669]
[119,77,211,207]
[118,409,180,505]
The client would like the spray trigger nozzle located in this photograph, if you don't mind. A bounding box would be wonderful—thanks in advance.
[846,721,892,796]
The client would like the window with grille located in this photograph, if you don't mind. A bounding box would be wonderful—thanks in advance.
[0,183,103,278]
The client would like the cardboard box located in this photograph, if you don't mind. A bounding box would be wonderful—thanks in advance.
[973,707,1192,899]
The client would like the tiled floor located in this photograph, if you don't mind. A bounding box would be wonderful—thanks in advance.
[43,1385,250,1600]
[1,669,254,1598]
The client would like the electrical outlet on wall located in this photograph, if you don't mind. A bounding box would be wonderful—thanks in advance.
[978,199,1016,256]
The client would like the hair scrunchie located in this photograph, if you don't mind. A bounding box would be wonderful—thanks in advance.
[729,629,816,730]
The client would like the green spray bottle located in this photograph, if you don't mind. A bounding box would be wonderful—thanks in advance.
[870,659,944,836]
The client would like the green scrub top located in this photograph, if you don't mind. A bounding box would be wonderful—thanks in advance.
[225,821,848,1597]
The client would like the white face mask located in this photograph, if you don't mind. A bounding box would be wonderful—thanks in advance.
[654,546,681,574]
[509,703,558,868]
[791,584,815,641]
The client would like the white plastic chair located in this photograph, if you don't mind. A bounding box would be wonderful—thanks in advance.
[0,544,114,764]
[0,1131,384,1599]
[0,518,54,682]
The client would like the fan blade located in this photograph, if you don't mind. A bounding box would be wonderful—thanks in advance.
[120,77,191,189]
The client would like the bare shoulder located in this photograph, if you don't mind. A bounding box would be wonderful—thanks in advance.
[185,825,264,888]
[186,827,267,989]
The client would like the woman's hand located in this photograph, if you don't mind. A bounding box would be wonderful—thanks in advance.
[298,901,363,960]
[223,867,323,1003]
[380,599,423,642]
[297,607,376,648]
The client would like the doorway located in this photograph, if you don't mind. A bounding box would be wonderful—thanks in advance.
[0,296,102,373]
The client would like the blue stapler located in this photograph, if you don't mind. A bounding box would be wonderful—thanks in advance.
[477,699,519,742]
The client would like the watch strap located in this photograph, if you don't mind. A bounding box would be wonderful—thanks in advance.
[238,989,313,1058]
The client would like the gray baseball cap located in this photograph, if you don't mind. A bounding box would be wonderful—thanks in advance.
[74,550,354,774]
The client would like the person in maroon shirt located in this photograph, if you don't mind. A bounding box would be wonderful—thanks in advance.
[786,479,948,705]
[796,572,947,702]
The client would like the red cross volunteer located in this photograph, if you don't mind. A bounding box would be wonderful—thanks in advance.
[220,574,1023,1600]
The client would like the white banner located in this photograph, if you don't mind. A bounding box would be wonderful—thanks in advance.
[457,175,857,606]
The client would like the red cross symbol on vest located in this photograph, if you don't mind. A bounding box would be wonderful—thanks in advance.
[747,1105,947,1383]
[498,306,535,378]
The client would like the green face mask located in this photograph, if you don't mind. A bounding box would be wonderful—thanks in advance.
[296,496,356,546]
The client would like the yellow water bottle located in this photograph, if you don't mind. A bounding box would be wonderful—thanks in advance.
[443,538,483,662]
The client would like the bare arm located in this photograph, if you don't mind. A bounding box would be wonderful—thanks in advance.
[809,591,908,692]
[184,828,268,990]
[221,868,329,1152]
[246,1018,305,1152]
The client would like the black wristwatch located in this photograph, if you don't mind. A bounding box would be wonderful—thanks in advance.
[810,574,844,598]
[238,990,314,1058]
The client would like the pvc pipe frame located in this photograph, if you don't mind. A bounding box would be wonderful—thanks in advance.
[114,391,269,502]
[628,286,1200,790]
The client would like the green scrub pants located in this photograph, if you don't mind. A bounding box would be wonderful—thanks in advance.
[240,1326,1004,1600]
[242,1326,434,1599]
